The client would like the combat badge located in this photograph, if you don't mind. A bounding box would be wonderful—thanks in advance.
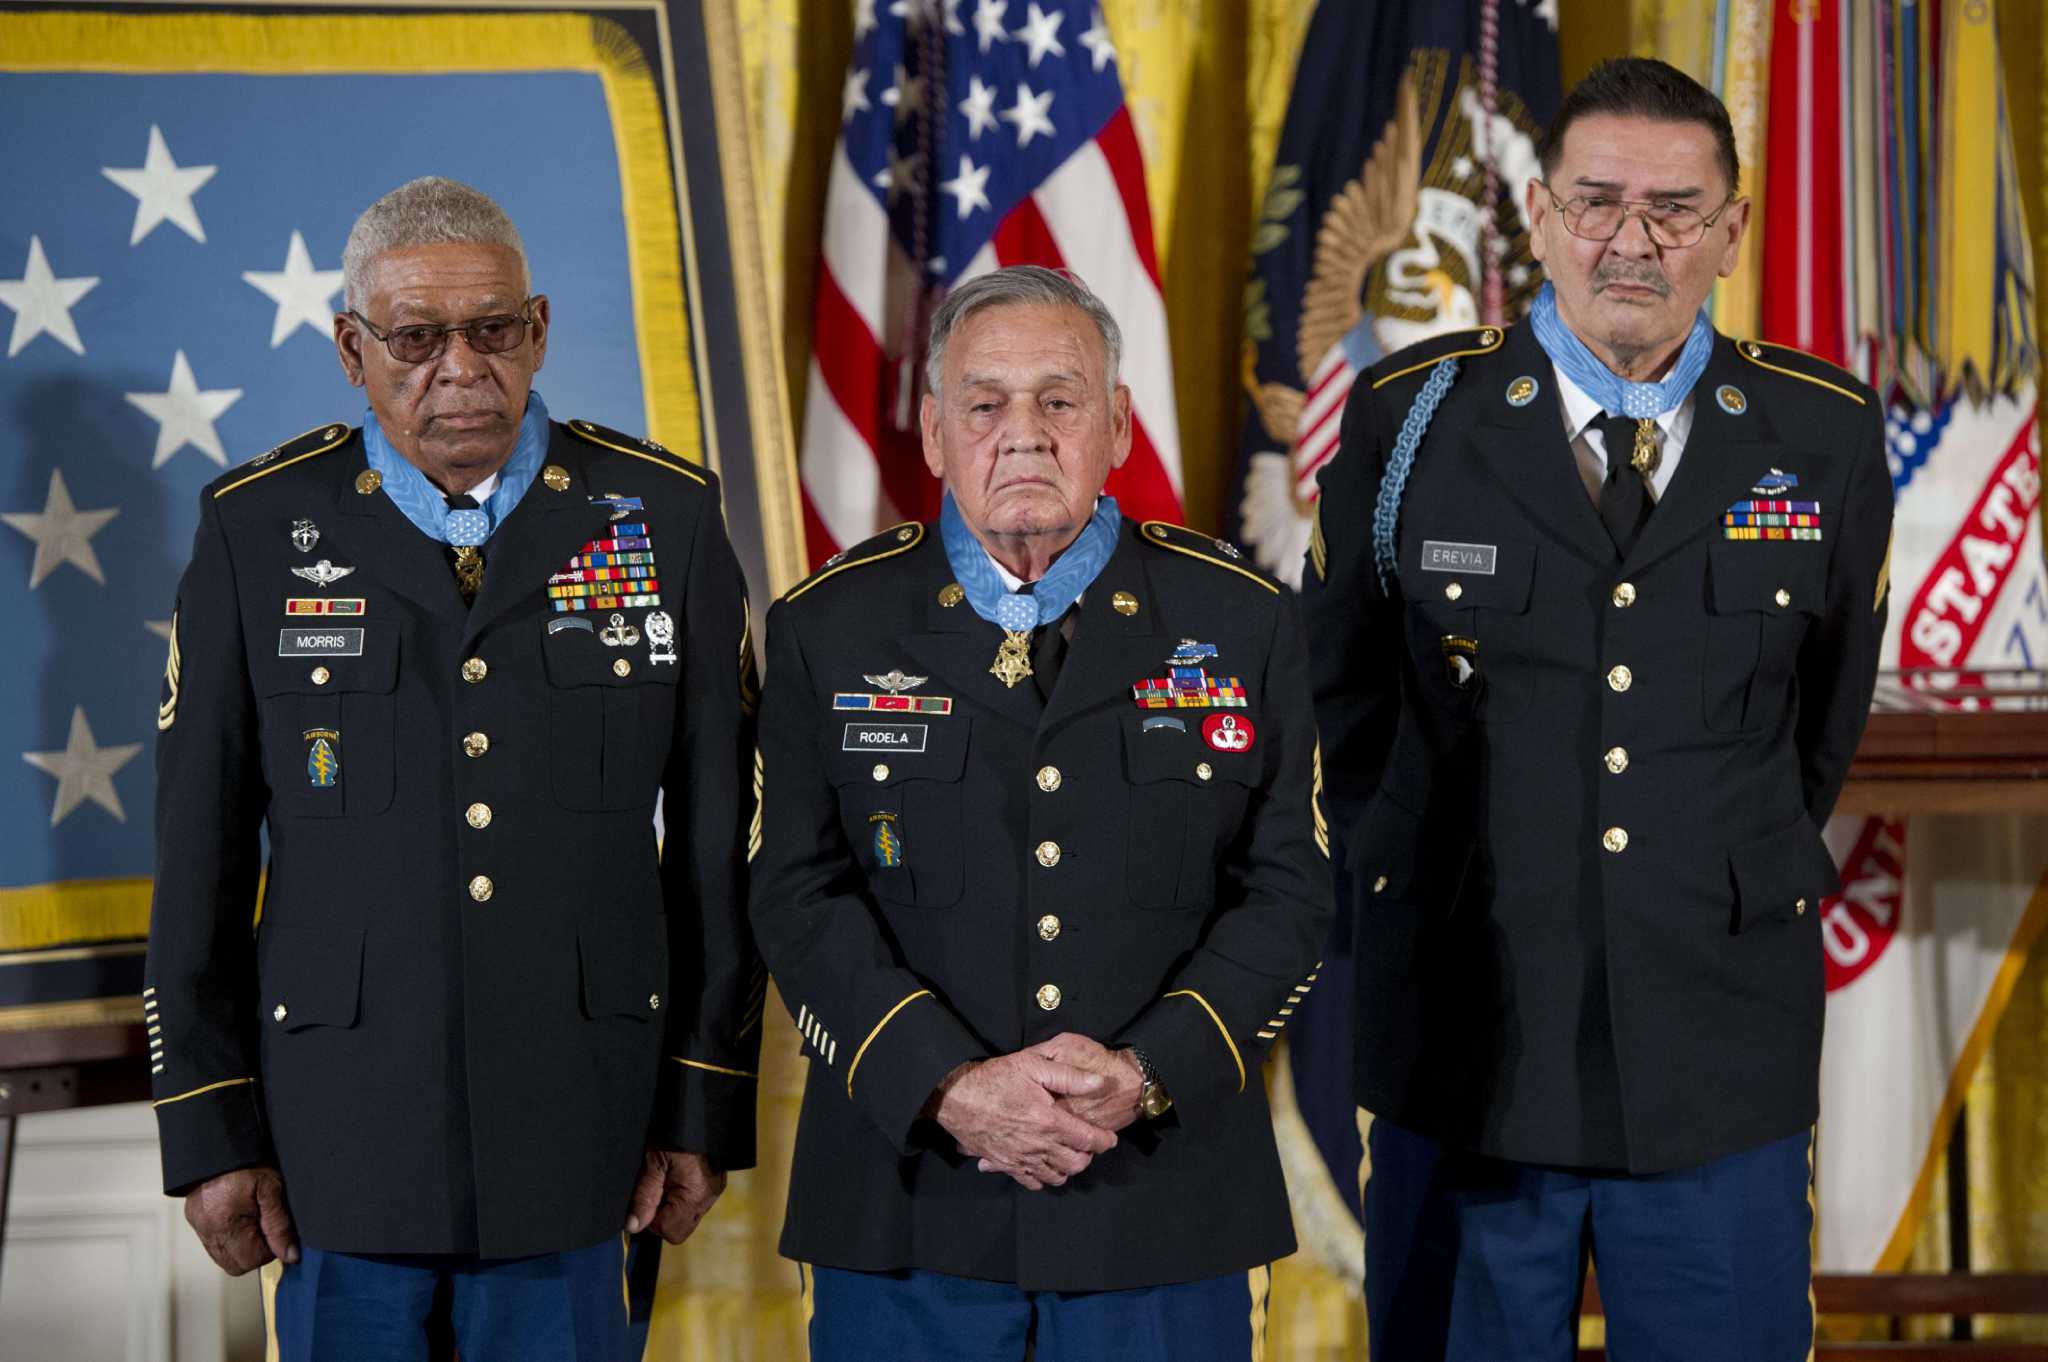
[869,812,905,868]
[1202,713,1255,752]
[290,558,356,588]
[304,728,340,787]
[646,610,678,664]
[290,519,320,553]
[590,493,643,521]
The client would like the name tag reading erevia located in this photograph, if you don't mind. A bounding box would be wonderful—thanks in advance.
[1420,541,1498,575]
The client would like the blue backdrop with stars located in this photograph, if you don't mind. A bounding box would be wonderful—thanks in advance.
[0,70,647,900]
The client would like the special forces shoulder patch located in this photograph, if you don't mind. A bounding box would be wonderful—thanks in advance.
[565,419,709,486]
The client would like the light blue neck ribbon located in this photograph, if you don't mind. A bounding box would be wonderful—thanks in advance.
[1527,283,1715,419]
[361,390,551,546]
[939,490,1122,632]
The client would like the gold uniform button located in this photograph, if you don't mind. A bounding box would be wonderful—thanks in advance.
[309,666,331,686]
[465,802,492,830]
[1795,898,1808,916]
[1445,581,1464,602]
[273,1003,288,1023]
[1373,875,1390,894]
[938,582,965,607]
[354,469,382,495]
[1036,983,1062,1011]
[897,526,916,542]
[1037,914,1061,941]
[469,875,494,902]
[1036,765,1061,792]
[541,464,571,491]
[649,993,662,1011]
[462,657,488,683]
[1196,762,1214,781]
[1775,588,1792,608]
[613,658,631,677]
[872,763,890,782]
[1612,582,1637,608]
[1607,665,1633,693]
[1035,840,1062,868]
[1602,827,1629,854]
[1111,590,1138,616]
[1604,746,1629,774]
[463,731,490,758]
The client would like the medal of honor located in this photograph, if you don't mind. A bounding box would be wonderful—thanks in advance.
[990,629,1033,688]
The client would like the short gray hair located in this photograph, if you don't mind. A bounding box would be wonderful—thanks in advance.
[924,266,1122,396]
[342,177,530,312]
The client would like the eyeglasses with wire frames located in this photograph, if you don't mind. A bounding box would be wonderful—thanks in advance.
[1540,184,1739,249]
[348,300,540,364]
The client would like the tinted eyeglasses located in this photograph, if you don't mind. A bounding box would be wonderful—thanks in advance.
[1542,185,1737,249]
[349,301,538,364]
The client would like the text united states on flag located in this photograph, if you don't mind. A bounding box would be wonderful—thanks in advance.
[800,0,1183,565]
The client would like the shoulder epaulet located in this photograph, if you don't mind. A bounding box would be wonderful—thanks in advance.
[565,418,709,485]
[1370,325,1507,391]
[1139,521,1280,595]
[1734,340,1868,406]
[784,521,926,603]
[212,422,353,499]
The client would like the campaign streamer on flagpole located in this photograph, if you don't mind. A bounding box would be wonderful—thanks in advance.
[798,0,1184,570]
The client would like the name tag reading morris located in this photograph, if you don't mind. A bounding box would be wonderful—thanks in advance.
[278,628,364,657]
[1420,541,1498,575]
[843,723,928,753]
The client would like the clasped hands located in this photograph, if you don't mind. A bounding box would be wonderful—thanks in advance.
[926,1032,1145,1190]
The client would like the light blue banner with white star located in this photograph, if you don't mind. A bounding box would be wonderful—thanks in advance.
[0,18,666,949]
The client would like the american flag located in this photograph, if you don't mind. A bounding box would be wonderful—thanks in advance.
[799,0,1184,564]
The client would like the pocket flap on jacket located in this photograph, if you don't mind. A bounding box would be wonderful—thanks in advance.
[1405,536,1535,613]
[1727,815,1841,932]
[1707,541,1827,617]
[255,622,399,697]
[827,715,970,788]
[1346,792,1474,910]
[260,924,364,1031]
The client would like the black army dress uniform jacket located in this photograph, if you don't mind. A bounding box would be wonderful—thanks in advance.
[1304,323,1893,1174]
[750,517,1334,1292]
[145,417,761,1257]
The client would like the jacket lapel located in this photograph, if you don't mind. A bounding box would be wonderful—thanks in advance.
[1040,523,1167,738]
[1623,336,1779,576]
[1467,325,1617,571]
[322,437,469,624]
[463,425,615,647]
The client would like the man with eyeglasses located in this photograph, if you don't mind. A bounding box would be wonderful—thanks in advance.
[144,176,760,1359]
[1303,58,1892,1361]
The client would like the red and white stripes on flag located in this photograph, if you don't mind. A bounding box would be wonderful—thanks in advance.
[799,4,1183,568]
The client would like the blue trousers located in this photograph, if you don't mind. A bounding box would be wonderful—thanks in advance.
[271,1235,633,1362]
[802,1263,1274,1362]
[1364,1119,1815,1362]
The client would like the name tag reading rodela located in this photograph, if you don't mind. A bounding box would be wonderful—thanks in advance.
[842,723,928,753]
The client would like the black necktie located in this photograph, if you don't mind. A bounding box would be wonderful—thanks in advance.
[1016,582,1067,702]
[445,493,485,604]
[1595,414,1655,559]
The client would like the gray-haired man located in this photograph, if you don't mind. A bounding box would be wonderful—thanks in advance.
[749,266,1332,1361]
[145,176,761,1358]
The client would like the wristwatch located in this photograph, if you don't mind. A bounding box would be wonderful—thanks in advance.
[1128,1047,1174,1118]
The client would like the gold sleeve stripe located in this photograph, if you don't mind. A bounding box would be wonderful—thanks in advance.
[747,748,765,862]
[565,421,708,484]
[1310,740,1330,858]
[151,1076,255,1108]
[1736,343,1867,405]
[1139,523,1281,594]
[845,989,932,1099]
[213,424,351,497]
[669,1057,758,1079]
[1308,502,1328,582]
[1875,526,1893,613]
[785,523,925,602]
[1165,989,1245,1094]
[157,609,181,732]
